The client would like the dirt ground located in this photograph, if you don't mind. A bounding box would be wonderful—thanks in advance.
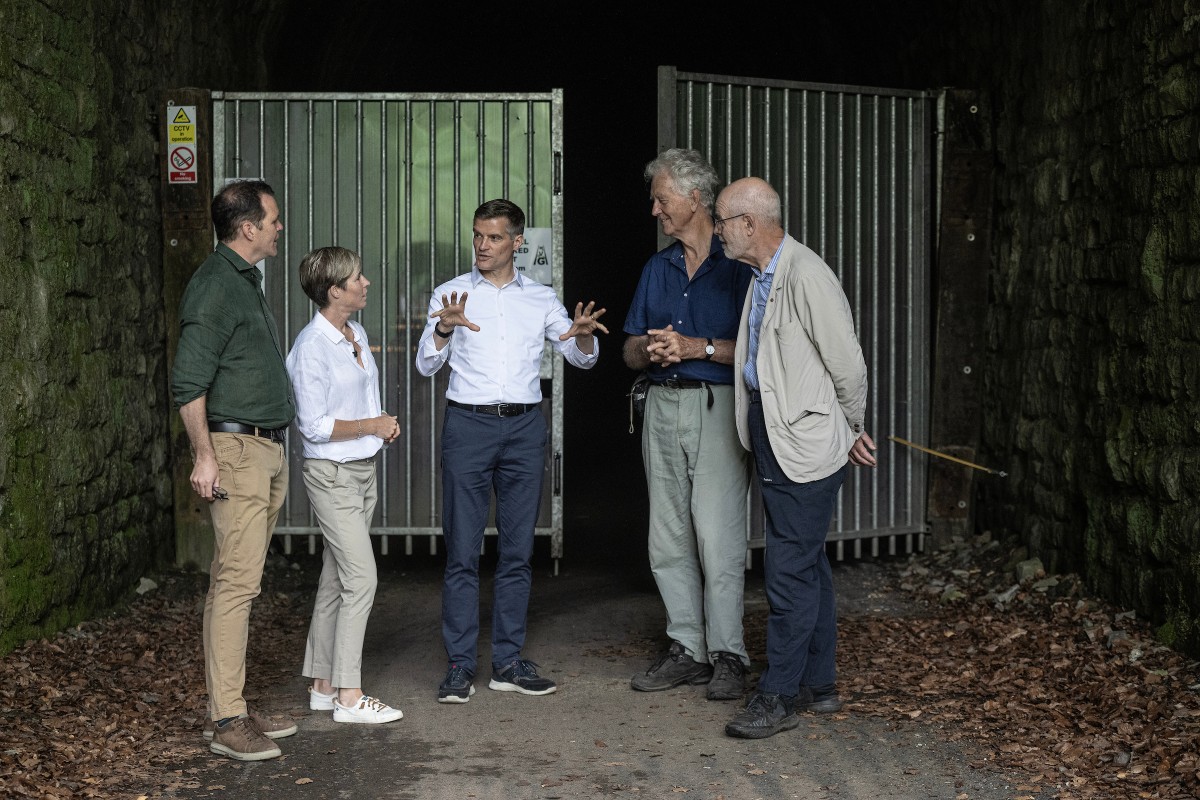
[4,536,1198,799]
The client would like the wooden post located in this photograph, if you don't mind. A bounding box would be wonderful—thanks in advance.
[160,88,215,571]
[927,89,994,550]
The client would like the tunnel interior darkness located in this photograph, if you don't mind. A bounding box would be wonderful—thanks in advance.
[257,3,949,566]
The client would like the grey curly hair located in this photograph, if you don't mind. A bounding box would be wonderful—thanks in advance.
[643,148,719,212]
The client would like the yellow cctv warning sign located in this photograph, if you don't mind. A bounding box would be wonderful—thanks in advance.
[166,104,197,184]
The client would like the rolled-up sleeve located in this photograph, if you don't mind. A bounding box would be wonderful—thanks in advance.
[415,295,450,377]
[172,291,231,407]
[286,342,336,443]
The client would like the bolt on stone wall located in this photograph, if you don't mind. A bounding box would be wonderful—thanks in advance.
[944,0,1200,655]
[0,0,267,653]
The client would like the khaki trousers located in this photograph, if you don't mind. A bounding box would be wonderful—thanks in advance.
[300,458,379,689]
[204,433,288,720]
[642,384,751,663]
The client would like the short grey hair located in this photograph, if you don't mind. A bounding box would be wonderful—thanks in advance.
[298,246,361,308]
[644,148,719,211]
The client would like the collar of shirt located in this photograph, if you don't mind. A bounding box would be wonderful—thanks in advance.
[312,311,360,351]
[751,237,786,281]
[470,264,525,290]
[667,235,724,276]
[215,242,262,281]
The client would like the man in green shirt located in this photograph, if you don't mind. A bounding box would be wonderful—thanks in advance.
[172,180,297,761]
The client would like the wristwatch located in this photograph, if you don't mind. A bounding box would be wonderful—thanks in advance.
[704,338,715,360]
[434,324,453,339]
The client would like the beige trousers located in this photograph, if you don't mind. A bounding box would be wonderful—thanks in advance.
[204,433,288,720]
[299,458,379,689]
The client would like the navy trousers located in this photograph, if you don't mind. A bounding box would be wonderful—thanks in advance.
[748,396,846,697]
[440,405,546,674]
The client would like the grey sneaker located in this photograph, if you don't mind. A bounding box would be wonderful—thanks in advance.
[706,652,747,701]
[631,641,713,692]
[724,691,799,739]
[203,707,298,740]
[209,715,283,761]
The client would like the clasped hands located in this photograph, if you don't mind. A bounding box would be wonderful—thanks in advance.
[431,291,609,341]
[644,324,697,365]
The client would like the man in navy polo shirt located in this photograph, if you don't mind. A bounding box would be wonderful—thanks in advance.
[623,149,754,701]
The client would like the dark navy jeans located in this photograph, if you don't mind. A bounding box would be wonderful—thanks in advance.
[748,396,846,698]
[440,405,546,674]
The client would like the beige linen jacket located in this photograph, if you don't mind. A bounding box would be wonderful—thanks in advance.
[734,235,868,483]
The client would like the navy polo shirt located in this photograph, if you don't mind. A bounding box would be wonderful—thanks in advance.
[624,236,753,385]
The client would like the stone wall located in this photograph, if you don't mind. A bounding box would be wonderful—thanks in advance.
[923,0,1200,653]
[0,1,268,651]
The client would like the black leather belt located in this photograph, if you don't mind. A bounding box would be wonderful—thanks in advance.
[447,400,540,417]
[655,378,707,389]
[209,421,288,443]
[653,378,715,409]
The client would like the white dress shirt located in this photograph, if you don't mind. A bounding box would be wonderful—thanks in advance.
[415,268,598,402]
[287,313,384,461]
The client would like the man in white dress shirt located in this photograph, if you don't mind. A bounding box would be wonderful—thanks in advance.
[415,199,608,703]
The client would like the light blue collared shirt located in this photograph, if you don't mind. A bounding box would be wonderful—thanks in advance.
[743,239,786,391]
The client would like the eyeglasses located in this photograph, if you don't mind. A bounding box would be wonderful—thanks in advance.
[713,212,746,231]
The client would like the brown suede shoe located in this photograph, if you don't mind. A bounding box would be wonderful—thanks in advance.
[203,707,298,740]
[209,715,282,761]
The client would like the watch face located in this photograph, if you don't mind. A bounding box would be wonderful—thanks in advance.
[705,344,715,355]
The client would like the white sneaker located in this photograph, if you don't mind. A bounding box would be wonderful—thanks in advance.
[333,695,404,724]
[308,686,337,711]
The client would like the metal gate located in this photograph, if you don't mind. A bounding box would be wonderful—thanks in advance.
[212,91,568,558]
[658,67,933,559]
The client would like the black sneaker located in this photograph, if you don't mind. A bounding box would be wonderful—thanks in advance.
[802,684,844,713]
[631,641,714,692]
[706,652,747,701]
[437,664,476,704]
[488,658,557,696]
[724,691,799,739]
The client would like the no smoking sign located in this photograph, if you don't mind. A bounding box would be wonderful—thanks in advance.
[166,103,198,184]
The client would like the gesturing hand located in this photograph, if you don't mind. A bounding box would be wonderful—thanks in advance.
[431,291,480,332]
[559,301,609,341]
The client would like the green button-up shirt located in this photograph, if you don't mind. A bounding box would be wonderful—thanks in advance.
[171,243,295,429]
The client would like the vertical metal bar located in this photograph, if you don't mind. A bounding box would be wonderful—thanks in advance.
[233,99,241,178]
[724,83,733,185]
[799,91,807,242]
[332,100,340,244]
[280,101,294,529]
[905,97,917,530]
[501,99,510,199]
[356,100,364,270]
[780,89,790,225]
[427,102,438,527]
[743,85,752,178]
[404,101,415,527]
[526,100,536,219]
[762,86,771,186]
[892,97,902,527]
[685,80,694,151]
[379,101,390,527]
[704,82,714,164]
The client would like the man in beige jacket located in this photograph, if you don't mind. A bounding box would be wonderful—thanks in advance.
[717,177,877,739]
